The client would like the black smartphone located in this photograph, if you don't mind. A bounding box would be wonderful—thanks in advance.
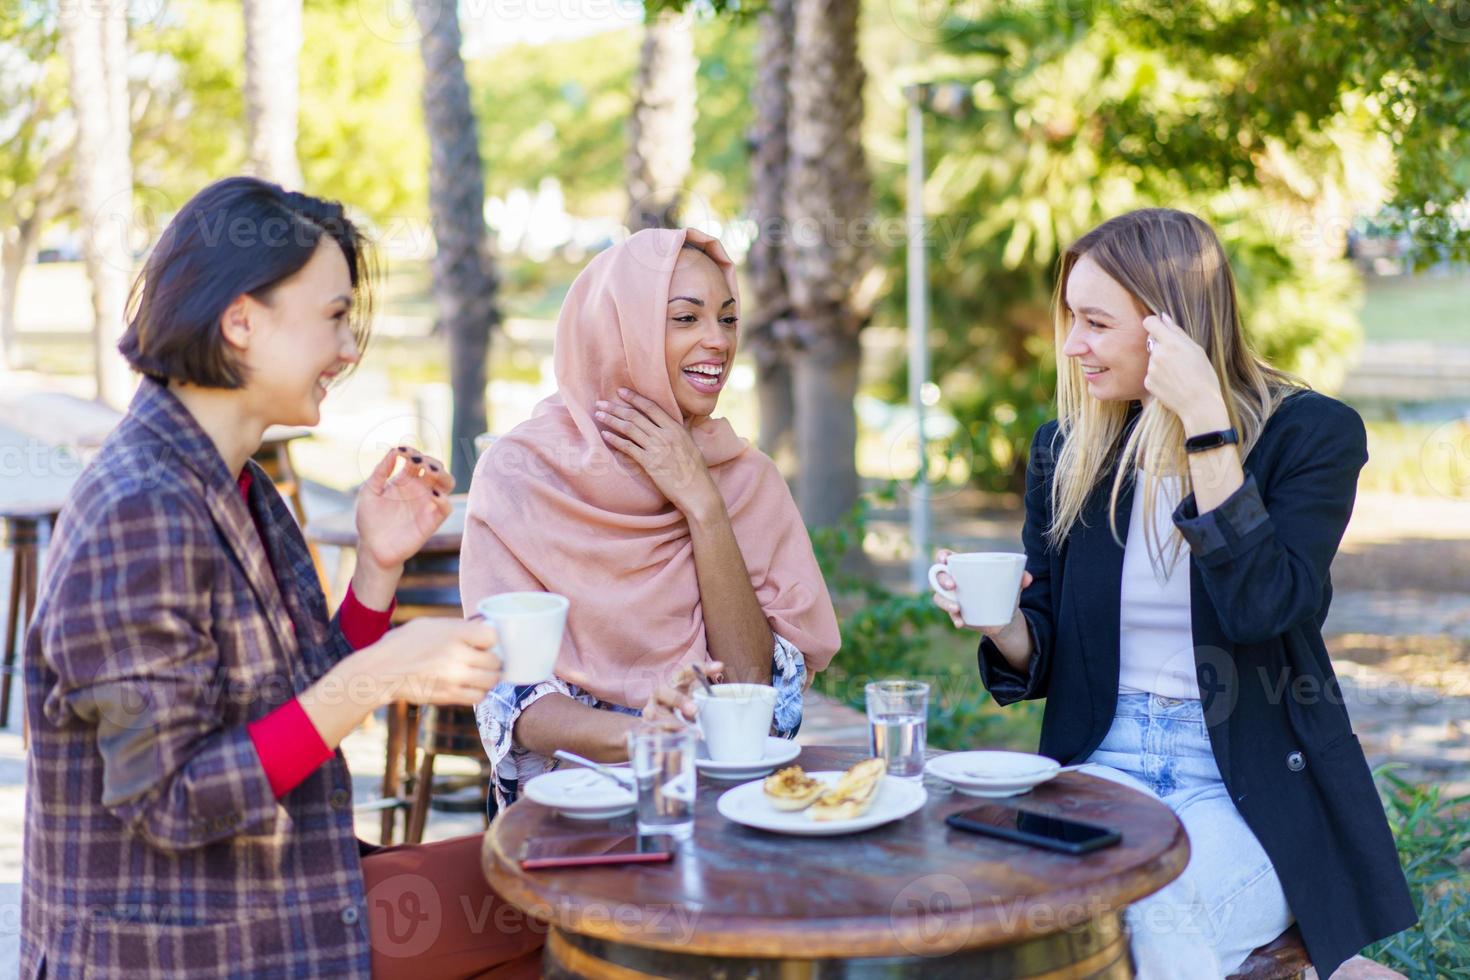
[945,803,1122,855]
[520,833,675,870]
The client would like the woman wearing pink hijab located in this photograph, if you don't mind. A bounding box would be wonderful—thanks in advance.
[461,228,841,811]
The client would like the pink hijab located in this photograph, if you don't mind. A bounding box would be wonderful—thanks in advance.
[460,228,840,707]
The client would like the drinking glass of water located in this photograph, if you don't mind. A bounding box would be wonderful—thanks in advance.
[865,680,929,779]
[627,720,697,840]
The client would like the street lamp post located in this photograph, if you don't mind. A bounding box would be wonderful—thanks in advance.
[906,83,931,592]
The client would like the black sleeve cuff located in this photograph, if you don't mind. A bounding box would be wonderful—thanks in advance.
[1172,473,1273,563]
[977,612,1043,705]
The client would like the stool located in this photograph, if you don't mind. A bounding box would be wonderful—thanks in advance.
[1227,924,1311,980]
[404,704,492,844]
[2,505,60,731]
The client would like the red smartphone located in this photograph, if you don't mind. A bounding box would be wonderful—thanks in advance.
[520,833,676,871]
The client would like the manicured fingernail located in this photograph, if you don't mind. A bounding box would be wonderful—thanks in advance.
[595,411,605,419]
[411,455,423,463]
[595,400,607,408]
[617,388,628,397]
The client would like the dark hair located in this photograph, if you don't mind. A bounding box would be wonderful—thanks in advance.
[119,176,375,387]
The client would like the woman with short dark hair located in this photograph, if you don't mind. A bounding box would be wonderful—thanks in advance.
[933,209,1414,978]
[21,177,542,978]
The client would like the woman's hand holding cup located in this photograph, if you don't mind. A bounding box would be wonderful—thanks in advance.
[930,548,1031,635]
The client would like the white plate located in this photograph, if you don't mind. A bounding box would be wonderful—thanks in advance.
[925,752,1061,796]
[716,771,928,836]
[695,737,802,780]
[524,767,637,820]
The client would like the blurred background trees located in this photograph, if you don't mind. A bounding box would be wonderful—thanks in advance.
[3,0,1468,504]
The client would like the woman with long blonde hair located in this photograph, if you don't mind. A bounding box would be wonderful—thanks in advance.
[933,209,1413,978]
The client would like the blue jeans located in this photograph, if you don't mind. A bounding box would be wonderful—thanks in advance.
[1083,692,1293,979]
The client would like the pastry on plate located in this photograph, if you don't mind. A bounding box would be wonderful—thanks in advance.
[809,758,885,822]
[763,766,825,811]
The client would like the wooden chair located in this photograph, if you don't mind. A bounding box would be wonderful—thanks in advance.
[2,503,62,733]
[305,498,473,844]
[1227,924,1311,980]
[404,704,492,844]
[376,553,464,844]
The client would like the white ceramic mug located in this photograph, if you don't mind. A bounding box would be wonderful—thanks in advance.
[475,592,569,684]
[928,552,1027,627]
[693,683,777,762]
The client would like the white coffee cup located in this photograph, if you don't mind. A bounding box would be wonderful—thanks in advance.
[693,683,777,762]
[928,552,1027,627]
[475,592,569,684]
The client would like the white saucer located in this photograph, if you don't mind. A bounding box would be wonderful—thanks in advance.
[925,751,1062,798]
[695,737,802,780]
[523,766,637,820]
[717,771,928,836]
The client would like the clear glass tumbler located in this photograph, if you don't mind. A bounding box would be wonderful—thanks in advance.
[627,720,697,840]
[865,680,930,779]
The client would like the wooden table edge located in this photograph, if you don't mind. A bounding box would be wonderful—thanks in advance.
[480,809,1190,959]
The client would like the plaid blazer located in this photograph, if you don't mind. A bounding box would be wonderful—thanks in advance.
[22,380,373,978]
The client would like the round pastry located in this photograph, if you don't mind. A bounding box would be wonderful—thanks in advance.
[763,765,825,811]
[809,758,885,822]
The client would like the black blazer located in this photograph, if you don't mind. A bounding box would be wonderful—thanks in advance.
[978,390,1415,978]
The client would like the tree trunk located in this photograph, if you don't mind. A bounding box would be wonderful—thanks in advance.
[792,332,861,528]
[626,9,697,230]
[746,0,796,461]
[782,0,871,527]
[0,213,42,371]
[242,0,304,187]
[60,1,135,408]
[414,0,498,489]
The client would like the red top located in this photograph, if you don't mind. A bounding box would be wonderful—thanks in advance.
[238,471,395,798]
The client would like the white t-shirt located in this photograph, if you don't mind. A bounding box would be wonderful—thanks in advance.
[1117,474,1201,699]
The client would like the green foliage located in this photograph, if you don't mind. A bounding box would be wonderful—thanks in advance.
[471,13,756,218]
[809,487,1043,750]
[1105,1,1470,263]
[883,0,1377,492]
[0,3,70,221]
[1365,770,1470,978]
[129,0,426,225]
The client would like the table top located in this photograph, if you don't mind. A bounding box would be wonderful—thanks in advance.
[482,744,1189,960]
[304,495,468,553]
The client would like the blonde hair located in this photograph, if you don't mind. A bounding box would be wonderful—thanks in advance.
[1046,209,1303,570]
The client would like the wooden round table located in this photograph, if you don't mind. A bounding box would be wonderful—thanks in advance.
[483,744,1189,978]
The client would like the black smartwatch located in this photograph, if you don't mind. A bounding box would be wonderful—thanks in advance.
[1184,428,1239,454]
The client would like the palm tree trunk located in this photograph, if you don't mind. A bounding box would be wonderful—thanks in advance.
[782,0,871,527]
[242,0,304,187]
[60,1,135,408]
[746,0,796,461]
[414,0,498,489]
[626,9,697,230]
